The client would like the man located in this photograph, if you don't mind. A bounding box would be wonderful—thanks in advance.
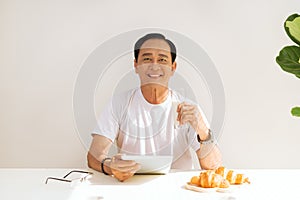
[87,33,222,182]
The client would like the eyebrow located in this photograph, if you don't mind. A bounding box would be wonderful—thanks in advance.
[158,54,169,58]
[141,53,169,58]
[141,53,153,57]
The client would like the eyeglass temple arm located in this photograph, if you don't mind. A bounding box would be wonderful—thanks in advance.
[63,170,93,178]
[45,177,72,184]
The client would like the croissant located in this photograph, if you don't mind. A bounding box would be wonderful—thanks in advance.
[215,166,250,184]
[190,170,230,188]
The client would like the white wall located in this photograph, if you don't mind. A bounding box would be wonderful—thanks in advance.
[1,0,300,168]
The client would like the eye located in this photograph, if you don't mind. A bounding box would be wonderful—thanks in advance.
[143,57,152,62]
[158,58,168,63]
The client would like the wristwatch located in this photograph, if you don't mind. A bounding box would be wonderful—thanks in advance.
[197,129,215,144]
[101,157,112,175]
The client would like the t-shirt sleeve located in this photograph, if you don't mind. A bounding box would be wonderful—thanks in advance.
[92,100,119,142]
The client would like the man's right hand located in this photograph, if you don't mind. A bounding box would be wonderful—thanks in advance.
[87,135,141,182]
[109,154,141,182]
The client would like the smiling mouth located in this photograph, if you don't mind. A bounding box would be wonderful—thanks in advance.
[147,74,163,78]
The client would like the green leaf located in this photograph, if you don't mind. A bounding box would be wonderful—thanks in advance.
[285,14,300,45]
[291,107,300,117]
[276,45,300,75]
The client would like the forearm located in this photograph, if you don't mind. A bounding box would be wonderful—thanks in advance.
[197,143,222,170]
[87,135,113,175]
[87,152,112,175]
[195,121,222,169]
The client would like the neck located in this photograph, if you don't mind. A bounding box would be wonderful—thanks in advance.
[140,84,169,104]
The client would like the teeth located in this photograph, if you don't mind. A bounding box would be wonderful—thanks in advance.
[148,74,162,78]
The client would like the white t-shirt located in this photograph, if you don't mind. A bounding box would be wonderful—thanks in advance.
[92,88,210,169]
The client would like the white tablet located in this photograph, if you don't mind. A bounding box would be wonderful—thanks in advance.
[121,155,173,175]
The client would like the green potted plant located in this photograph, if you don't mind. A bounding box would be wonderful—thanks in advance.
[276,13,300,117]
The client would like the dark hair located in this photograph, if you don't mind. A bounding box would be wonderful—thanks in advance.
[134,33,177,63]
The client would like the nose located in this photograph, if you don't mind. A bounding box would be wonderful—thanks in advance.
[149,63,161,70]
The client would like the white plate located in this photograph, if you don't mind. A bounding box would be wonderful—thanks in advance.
[185,182,233,193]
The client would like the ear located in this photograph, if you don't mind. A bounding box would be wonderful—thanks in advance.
[171,61,177,74]
[134,59,138,73]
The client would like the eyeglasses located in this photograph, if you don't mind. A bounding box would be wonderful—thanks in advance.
[45,170,93,184]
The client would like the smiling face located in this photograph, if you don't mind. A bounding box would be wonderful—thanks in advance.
[134,39,177,88]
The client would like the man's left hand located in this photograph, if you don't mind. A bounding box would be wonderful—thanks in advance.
[177,102,209,140]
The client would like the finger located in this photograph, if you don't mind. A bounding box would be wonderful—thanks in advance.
[112,154,138,167]
[181,115,196,124]
[124,163,141,173]
[177,102,183,112]
[112,165,134,173]
[180,115,192,125]
[177,103,187,117]
[179,111,196,124]
[114,170,136,182]
[132,163,141,173]
[177,110,181,122]
[181,107,201,119]
[115,159,137,167]
[180,110,196,117]
[177,102,186,113]
[179,106,195,120]
[116,172,133,182]
[112,162,141,173]
[113,154,123,159]
[180,104,196,113]
[178,101,194,108]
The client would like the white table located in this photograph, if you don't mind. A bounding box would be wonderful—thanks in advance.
[0,168,299,200]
